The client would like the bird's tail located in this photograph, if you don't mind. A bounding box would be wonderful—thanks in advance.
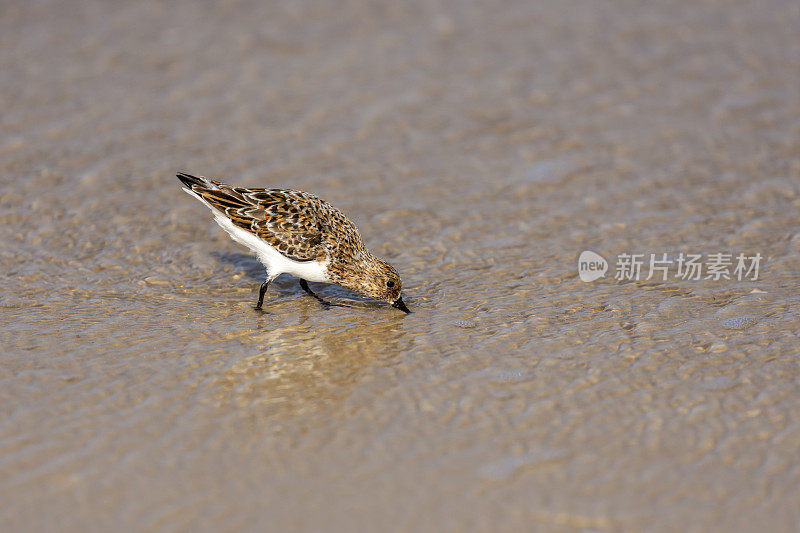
[176,172,222,191]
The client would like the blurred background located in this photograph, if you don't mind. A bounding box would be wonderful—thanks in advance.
[1,0,799,530]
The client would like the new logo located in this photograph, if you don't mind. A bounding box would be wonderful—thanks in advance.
[578,250,608,282]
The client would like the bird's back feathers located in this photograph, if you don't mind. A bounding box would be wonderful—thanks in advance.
[177,172,364,264]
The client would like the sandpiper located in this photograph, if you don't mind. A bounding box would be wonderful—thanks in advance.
[177,172,410,313]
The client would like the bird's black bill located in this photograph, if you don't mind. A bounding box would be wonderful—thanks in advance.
[392,297,411,313]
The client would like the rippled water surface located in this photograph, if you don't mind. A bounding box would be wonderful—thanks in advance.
[2,0,799,530]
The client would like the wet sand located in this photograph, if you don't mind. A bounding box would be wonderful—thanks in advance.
[1,0,799,530]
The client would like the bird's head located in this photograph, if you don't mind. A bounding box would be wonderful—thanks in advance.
[340,255,409,313]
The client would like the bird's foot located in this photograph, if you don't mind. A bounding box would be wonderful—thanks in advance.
[299,279,335,309]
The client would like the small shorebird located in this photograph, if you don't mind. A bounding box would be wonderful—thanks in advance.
[177,172,410,313]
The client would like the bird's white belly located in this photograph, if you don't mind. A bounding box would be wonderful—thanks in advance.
[187,190,330,282]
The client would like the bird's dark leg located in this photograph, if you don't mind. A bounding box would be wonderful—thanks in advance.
[299,279,332,308]
[255,279,271,311]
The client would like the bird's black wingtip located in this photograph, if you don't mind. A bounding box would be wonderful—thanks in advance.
[176,172,202,188]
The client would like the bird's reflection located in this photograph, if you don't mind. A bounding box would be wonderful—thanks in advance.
[208,303,408,418]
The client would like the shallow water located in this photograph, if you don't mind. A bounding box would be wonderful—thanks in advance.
[2,0,800,530]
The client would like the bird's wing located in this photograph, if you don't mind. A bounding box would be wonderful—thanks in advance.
[184,176,327,262]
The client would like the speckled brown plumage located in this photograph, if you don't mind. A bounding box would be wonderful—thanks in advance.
[177,172,409,312]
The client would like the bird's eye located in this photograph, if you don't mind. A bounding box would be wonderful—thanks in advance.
[386,280,395,288]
